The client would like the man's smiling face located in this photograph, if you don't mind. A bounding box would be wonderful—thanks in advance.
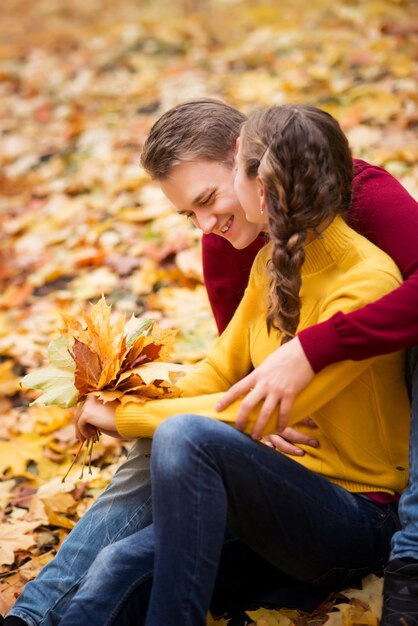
[159,159,263,249]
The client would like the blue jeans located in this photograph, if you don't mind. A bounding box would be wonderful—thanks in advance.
[59,415,400,626]
[7,438,153,626]
[391,346,418,560]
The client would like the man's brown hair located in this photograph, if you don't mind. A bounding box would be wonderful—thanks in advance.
[140,98,246,179]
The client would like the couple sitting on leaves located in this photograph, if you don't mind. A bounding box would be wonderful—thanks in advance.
[5,99,418,626]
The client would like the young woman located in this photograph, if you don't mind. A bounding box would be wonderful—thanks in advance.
[57,105,410,626]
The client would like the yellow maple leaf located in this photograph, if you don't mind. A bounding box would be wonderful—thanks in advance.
[325,603,378,626]
[61,297,127,391]
[91,389,128,403]
[247,609,293,625]
[0,360,21,395]
[117,361,188,386]
[0,521,38,565]
[0,434,56,477]
[118,394,149,406]
[149,326,178,361]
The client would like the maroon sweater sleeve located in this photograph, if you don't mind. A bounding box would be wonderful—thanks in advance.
[299,159,418,371]
[201,159,418,371]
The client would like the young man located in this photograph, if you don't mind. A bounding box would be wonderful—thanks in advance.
[4,98,418,626]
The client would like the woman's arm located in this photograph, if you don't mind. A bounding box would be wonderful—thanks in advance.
[111,357,374,440]
[78,256,404,441]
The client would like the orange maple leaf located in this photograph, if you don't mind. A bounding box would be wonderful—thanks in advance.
[72,339,102,396]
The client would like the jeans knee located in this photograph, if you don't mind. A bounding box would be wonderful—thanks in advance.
[154,413,206,446]
[85,542,118,583]
[152,414,210,476]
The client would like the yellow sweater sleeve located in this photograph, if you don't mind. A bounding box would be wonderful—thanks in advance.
[115,360,375,439]
[115,255,263,438]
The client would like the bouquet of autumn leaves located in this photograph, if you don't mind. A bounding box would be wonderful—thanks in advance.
[21,297,186,479]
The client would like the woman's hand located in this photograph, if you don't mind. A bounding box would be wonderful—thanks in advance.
[215,336,315,441]
[75,395,122,441]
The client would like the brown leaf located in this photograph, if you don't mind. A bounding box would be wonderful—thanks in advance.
[42,504,76,530]
[72,338,102,396]
[0,574,24,614]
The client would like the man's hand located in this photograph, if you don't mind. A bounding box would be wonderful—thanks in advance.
[215,336,315,440]
[262,419,319,455]
[75,395,121,441]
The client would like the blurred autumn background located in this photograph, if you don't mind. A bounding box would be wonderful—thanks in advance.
[0,0,417,622]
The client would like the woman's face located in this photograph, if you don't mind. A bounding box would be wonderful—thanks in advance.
[233,139,267,226]
[159,159,263,250]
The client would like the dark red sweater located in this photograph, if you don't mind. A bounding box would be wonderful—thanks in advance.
[202,159,418,372]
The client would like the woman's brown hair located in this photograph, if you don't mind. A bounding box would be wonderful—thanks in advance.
[240,104,353,342]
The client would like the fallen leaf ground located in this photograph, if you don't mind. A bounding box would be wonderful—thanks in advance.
[1,0,417,623]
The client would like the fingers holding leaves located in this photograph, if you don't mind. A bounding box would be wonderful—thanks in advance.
[62,430,100,483]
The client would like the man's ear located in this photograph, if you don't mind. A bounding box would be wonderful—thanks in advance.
[256,176,266,211]
[234,136,240,156]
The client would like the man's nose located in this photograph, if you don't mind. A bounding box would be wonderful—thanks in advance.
[196,211,217,234]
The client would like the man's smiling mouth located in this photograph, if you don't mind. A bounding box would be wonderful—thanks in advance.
[220,217,233,234]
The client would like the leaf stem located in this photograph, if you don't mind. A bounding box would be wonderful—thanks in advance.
[61,440,85,483]
[79,441,90,479]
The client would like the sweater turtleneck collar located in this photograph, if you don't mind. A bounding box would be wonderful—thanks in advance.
[302,215,353,275]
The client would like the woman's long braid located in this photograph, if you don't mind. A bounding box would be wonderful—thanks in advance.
[263,132,309,340]
[241,105,353,343]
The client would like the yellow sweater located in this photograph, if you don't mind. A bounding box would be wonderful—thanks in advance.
[116,216,410,495]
